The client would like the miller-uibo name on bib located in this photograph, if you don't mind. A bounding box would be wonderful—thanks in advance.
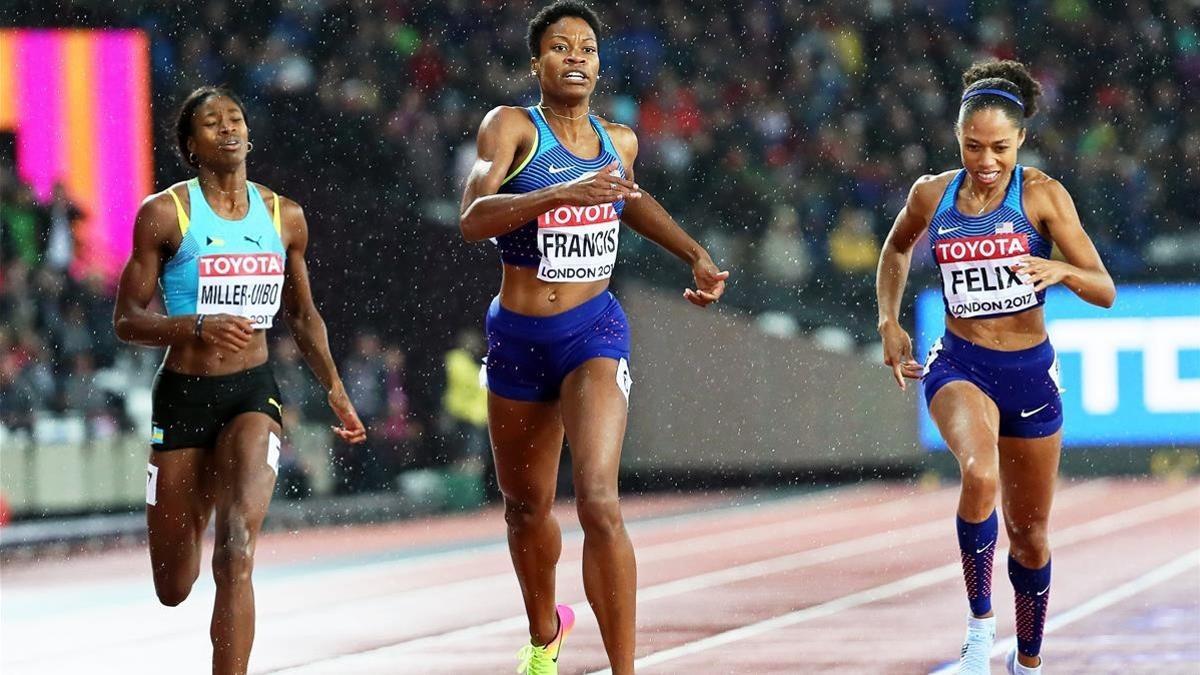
[936,233,1036,318]
[197,253,285,328]
[536,202,619,282]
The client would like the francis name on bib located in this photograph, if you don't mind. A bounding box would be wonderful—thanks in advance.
[535,202,620,283]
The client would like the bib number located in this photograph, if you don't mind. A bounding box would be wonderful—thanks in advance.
[936,234,1037,318]
[196,253,285,328]
[535,202,620,283]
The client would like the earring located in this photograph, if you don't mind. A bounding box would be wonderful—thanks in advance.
[188,152,197,164]
[247,141,254,153]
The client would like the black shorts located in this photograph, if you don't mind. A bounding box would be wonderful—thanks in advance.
[150,363,283,451]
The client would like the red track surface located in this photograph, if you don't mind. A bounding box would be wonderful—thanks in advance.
[2,479,1197,674]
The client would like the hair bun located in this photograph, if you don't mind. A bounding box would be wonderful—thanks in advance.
[962,60,1042,119]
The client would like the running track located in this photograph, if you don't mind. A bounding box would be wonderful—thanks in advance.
[2,479,1197,673]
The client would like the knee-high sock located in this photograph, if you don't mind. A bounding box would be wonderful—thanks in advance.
[956,510,998,617]
[1008,555,1051,657]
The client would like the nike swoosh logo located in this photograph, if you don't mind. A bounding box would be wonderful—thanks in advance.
[1020,403,1050,418]
[547,165,577,174]
[976,541,994,554]
[1036,584,1051,596]
[937,226,960,235]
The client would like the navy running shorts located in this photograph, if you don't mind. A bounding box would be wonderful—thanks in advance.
[484,290,631,402]
[922,330,1063,439]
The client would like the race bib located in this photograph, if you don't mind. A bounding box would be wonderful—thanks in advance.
[536,201,620,283]
[196,253,285,328]
[935,233,1038,318]
[616,357,632,403]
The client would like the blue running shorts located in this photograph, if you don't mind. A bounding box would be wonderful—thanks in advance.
[484,291,632,402]
[923,330,1063,439]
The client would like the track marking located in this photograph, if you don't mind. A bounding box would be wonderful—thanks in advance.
[263,483,874,585]
[258,486,957,620]
[586,487,1200,674]
[3,485,906,667]
[266,484,1107,673]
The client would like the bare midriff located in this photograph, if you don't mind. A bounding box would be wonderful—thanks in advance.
[945,307,1047,351]
[498,264,609,316]
[163,333,269,376]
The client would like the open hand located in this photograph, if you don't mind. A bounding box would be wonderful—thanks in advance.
[557,161,642,206]
[1016,256,1074,292]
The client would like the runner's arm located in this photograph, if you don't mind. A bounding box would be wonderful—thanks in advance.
[1020,176,1115,308]
[606,124,727,306]
[876,176,939,388]
[280,198,343,393]
[279,197,366,443]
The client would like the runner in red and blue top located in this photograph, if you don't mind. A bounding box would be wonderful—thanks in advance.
[875,60,1115,675]
[458,3,729,674]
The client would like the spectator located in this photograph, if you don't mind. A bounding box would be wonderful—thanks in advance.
[0,355,36,434]
[44,182,84,272]
[828,207,880,276]
[0,182,47,267]
[755,204,813,311]
[440,330,489,489]
[271,335,327,421]
[61,353,108,438]
[378,345,419,478]
[335,332,388,493]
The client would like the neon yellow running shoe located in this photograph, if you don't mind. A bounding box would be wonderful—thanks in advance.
[516,604,575,674]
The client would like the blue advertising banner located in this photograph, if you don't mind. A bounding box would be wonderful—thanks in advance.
[915,285,1200,449]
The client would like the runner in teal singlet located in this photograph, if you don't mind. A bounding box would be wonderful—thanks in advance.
[113,86,365,675]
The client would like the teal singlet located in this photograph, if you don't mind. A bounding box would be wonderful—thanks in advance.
[159,179,286,329]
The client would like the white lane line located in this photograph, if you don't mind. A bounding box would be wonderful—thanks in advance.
[259,485,956,620]
[587,486,1200,674]
[927,547,1200,674]
[3,484,910,668]
[267,484,1106,673]
[260,483,875,587]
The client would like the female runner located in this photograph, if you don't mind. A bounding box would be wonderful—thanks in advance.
[114,86,365,674]
[876,60,1114,674]
[459,3,729,673]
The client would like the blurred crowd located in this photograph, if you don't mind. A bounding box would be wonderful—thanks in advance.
[2,0,1197,499]
[0,175,129,438]
[15,0,1189,320]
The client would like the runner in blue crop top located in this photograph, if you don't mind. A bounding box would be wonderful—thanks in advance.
[113,86,366,673]
[875,60,1115,675]
[458,4,730,673]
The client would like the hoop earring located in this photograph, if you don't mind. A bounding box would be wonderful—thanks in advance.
[246,141,254,153]
[188,152,197,164]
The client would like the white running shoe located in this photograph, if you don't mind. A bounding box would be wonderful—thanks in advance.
[1005,646,1042,675]
[957,615,995,674]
